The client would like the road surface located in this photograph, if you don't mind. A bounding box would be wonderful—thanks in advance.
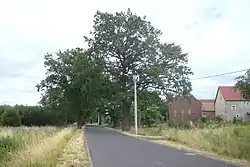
[85,125,239,167]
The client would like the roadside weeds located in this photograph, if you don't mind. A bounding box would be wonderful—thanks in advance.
[4,127,74,167]
[57,130,91,167]
[107,127,249,167]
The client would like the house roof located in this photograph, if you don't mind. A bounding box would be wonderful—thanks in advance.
[215,86,244,101]
[171,94,202,105]
[198,99,214,103]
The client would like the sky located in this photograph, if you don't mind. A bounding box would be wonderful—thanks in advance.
[0,0,250,105]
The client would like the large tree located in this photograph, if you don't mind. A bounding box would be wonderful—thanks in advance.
[131,90,167,127]
[37,48,105,128]
[85,9,193,131]
[235,69,250,99]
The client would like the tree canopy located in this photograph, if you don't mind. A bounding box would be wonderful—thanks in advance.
[85,9,193,130]
[235,69,250,99]
[31,8,193,130]
[37,48,106,127]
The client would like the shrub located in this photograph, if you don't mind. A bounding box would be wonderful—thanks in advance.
[211,116,224,123]
[168,120,192,129]
[140,104,163,127]
[0,108,21,126]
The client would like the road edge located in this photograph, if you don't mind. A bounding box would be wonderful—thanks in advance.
[105,127,248,167]
[83,126,94,167]
[85,141,94,167]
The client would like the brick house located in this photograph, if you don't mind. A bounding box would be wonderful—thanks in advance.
[214,86,250,121]
[199,99,215,117]
[169,95,202,121]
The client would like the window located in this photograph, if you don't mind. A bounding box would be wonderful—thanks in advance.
[231,105,236,111]
[188,109,191,115]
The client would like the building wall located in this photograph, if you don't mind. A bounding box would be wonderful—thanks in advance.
[201,101,215,117]
[202,111,215,117]
[215,90,226,119]
[169,97,202,121]
[225,101,250,121]
[201,101,214,111]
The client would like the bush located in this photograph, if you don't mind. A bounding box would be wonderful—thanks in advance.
[16,105,55,126]
[140,104,163,127]
[168,120,193,129]
[0,105,70,127]
[211,116,224,123]
[0,108,21,126]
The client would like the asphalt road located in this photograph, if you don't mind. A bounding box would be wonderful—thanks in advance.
[85,125,239,167]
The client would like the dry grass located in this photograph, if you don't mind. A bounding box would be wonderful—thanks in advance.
[0,126,58,164]
[56,130,91,167]
[0,126,91,167]
[1,128,75,167]
[138,124,250,166]
[163,125,250,160]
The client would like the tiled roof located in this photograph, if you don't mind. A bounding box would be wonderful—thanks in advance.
[218,86,244,101]
[198,99,214,103]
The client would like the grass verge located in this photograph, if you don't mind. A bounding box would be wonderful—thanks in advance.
[136,124,250,166]
[0,126,58,164]
[1,127,75,167]
[56,130,91,167]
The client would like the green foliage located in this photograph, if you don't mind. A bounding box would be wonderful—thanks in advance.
[0,105,64,127]
[130,91,167,127]
[0,105,11,116]
[140,104,163,127]
[0,108,21,127]
[168,119,193,129]
[0,8,193,130]
[235,69,250,99]
[37,48,106,128]
[85,8,193,131]
[16,105,55,126]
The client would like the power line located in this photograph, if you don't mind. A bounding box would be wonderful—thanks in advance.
[190,68,249,81]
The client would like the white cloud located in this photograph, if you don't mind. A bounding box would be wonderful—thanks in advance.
[0,0,249,105]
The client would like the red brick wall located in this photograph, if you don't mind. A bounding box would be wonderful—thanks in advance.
[169,96,202,122]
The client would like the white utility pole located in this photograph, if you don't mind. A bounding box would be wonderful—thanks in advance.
[133,75,139,135]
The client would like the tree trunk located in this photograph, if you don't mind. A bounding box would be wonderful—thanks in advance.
[112,118,117,128]
[121,100,132,131]
[76,111,86,129]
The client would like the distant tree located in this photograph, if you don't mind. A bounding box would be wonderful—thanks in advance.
[15,105,54,126]
[0,105,12,116]
[37,48,106,128]
[235,69,250,99]
[0,108,21,126]
[0,106,5,116]
[85,9,193,131]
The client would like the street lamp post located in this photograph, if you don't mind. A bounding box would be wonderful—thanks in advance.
[133,75,139,135]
